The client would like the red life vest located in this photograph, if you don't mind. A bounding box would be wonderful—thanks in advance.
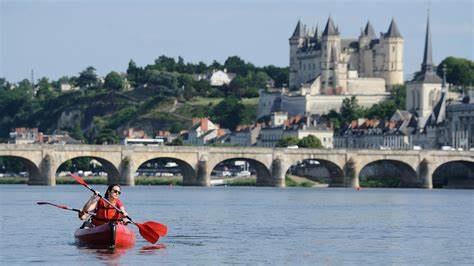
[92,198,124,226]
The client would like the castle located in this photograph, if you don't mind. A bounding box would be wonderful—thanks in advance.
[258,16,404,118]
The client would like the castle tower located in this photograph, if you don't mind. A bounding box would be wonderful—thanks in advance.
[331,44,340,92]
[289,20,305,89]
[406,12,442,119]
[358,21,376,77]
[382,18,404,87]
[321,16,341,90]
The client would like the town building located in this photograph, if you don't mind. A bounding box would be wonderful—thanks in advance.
[229,125,261,146]
[9,128,80,144]
[443,96,474,149]
[184,118,226,145]
[256,113,333,148]
[335,13,465,150]
[194,69,236,87]
[9,128,43,144]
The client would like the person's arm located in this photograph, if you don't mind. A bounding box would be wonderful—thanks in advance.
[78,194,99,220]
[119,206,128,218]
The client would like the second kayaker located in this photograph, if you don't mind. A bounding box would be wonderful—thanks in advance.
[79,184,129,227]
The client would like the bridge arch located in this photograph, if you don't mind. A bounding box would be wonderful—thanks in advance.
[433,160,474,189]
[209,157,271,186]
[284,158,345,187]
[359,159,419,188]
[134,157,196,185]
[0,155,41,184]
[55,156,120,184]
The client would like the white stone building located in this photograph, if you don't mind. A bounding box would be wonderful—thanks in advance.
[184,118,220,145]
[256,114,333,148]
[289,16,403,91]
[258,16,404,118]
[194,69,236,87]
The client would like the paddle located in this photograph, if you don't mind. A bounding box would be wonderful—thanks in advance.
[36,201,95,216]
[69,173,168,244]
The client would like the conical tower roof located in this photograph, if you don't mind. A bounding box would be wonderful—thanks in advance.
[385,18,402,38]
[322,16,339,36]
[364,21,376,38]
[290,20,304,40]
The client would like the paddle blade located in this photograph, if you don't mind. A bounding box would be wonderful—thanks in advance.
[136,223,160,244]
[143,221,168,237]
[69,173,89,187]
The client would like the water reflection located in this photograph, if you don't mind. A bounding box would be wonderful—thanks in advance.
[77,246,129,265]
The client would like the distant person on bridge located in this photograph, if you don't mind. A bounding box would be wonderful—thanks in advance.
[78,184,129,227]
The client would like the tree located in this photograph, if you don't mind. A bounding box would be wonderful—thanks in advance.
[224,56,249,76]
[168,137,183,146]
[340,96,362,122]
[104,71,125,91]
[69,122,85,143]
[211,96,245,130]
[154,55,177,72]
[77,66,99,89]
[127,59,145,86]
[276,136,299,147]
[94,128,119,144]
[0,78,11,91]
[298,135,323,148]
[437,57,474,87]
[36,77,57,100]
[262,65,289,88]
[391,84,406,109]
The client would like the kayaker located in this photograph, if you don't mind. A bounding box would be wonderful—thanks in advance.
[79,184,129,227]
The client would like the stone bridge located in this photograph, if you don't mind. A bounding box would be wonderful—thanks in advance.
[0,144,473,188]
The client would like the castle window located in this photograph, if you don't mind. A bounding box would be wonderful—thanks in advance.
[392,46,395,52]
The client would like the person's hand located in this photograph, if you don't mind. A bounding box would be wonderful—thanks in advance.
[122,217,131,225]
[78,210,86,219]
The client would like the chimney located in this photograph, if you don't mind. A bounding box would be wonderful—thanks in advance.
[201,118,208,131]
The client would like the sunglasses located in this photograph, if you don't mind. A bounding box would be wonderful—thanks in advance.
[112,189,121,195]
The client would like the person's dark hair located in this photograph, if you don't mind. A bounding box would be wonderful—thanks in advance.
[104,184,121,199]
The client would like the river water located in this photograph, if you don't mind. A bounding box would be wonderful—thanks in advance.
[0,185,473,265]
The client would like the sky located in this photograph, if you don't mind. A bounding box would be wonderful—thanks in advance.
[1,0,473,83]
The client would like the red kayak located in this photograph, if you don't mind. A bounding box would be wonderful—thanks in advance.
[74,222,136,249]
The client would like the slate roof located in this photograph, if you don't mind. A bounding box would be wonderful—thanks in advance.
[363,21,376,38]
[322,16,339,36]
[385,18,402,38]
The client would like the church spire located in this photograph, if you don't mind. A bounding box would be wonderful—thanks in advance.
[421,11,434,73]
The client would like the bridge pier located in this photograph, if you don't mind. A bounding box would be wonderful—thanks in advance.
[190,159,210,186]
[419,159,433,189]
[344,158,360,188]
[264,158,284,187]
[29,154,55,186]
[119,156,135,186]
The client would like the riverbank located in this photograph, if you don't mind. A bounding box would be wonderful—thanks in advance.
[0,175,325,187]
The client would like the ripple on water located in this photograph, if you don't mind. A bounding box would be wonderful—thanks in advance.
[1,186,473,265]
